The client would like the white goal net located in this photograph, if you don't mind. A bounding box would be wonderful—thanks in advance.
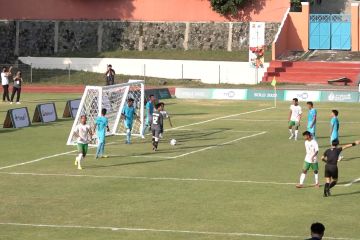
[66,80,145,146]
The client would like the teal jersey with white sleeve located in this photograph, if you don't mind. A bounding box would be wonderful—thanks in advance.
[95,116,108,142]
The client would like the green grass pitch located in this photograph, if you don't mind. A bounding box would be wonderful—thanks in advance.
[0,93,360,240]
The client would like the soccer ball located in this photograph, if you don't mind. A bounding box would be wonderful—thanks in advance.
[170,139,177,146]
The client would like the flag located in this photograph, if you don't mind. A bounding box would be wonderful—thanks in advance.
[271,77,277,87]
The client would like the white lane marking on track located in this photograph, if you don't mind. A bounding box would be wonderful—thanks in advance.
[0,222,357,240]
[0,107,274,170]
[0,171,296,186]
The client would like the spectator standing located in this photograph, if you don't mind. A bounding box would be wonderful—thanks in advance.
[1,66,12,102]
[105,64,115,85]
[10,71,23,104]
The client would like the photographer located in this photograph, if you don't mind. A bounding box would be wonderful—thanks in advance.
[1,66,12,102]
[105,64,115,85]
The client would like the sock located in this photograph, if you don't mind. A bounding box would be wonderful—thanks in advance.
[300,173,306,184]
[324,183,330,193]
[314,173,319,185]
[289,129,293,135]
[126,129,131,143]
[330,181,337,189]
[77,154,83,166]
[154,141,158,149]
[295,130,298,139]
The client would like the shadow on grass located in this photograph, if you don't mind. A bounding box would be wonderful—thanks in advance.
[341,156,360,162]
[331,191,360,197]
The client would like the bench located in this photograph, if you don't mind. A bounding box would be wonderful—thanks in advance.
[328,77,351,86]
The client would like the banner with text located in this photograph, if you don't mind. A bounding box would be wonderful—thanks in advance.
[249,22,265,68]
[321,91,359,102]
[247,89,284,101]
[33,103,58,123]
[63,99,81,118]
[284,90,321,102]
[175,88,213,99]
[212,89,247,100]
[3,107,31,128]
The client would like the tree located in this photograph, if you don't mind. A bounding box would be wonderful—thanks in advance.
[209,0,249,16]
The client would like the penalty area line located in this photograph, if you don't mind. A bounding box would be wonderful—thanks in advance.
[0,222,357,240]
[0,107,274,170]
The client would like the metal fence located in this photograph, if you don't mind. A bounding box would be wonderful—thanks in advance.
[0,63,112,85]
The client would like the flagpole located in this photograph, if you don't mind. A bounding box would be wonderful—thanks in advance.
[271,76,277,108]
[274,86,277,108]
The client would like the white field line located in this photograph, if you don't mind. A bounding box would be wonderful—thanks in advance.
[344,177,360,187]
[168,131,266,159]
[0,222,357,240]
[0,171,296,186]
[0,142,116,171]
[222,119,360,124]
[166,107,275,131]
[0,107,274,170]
[0,171,356,188]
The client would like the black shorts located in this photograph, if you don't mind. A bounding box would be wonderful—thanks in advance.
[325,164,338,179]
[152,129,161,139]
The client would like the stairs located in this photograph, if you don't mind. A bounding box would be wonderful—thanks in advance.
[262,61,360,85]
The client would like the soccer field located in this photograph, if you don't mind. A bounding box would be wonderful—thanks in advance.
[1,93,360,240]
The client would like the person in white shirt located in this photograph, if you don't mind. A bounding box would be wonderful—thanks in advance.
[296,131,319,188]
[73,115,92,170]
[288,98,302,140]
[1,66,12,102]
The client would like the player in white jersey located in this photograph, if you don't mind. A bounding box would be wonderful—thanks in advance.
[73,115,92,170]
[288,98,302,140]
[296,131,319,188]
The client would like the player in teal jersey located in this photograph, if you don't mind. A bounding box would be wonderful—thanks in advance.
[307,102,317,138]
[122,98,138,144]
[94,108,110,159]
[141,94,155,138]
[330,110,339,143]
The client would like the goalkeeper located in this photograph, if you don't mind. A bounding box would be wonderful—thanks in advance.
[94,108,110,159]
[121,98,138,144]
[141,94,155,139]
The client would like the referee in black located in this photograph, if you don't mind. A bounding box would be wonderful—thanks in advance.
[321,139,359,197]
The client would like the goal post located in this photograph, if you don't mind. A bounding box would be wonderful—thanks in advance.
[66,80,145,146]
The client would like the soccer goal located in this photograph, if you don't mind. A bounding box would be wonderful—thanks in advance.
[66,80,145,146]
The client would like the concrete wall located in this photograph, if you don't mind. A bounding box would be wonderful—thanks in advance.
[19,57,269,85]
[0,20,280,63]
[351,3,359,52]
[272,2,360,59]
[0,0,289,23]
[288,3,310,52]
[272,3,310,59]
